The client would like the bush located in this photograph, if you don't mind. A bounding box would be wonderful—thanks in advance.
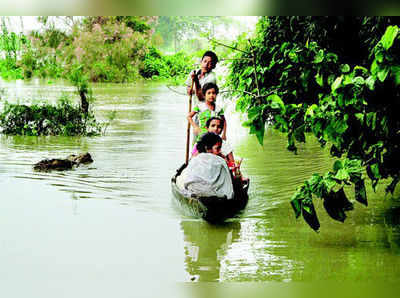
[139,47,194,79]
[0,59,23,80]
[0,95,103,136]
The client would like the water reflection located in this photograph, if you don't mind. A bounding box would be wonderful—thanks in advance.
[180,220,241,282]
[382,200,400,255]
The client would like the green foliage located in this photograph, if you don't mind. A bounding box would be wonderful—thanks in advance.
[0,59,23,79]
[227,17,400,230]
[0,17,157,82]
[19,28,67,79]
[68,64,90,95]
[0,20,28,80]
[139,47,194,80]
[0,95,103,136]
[0,21,66,80]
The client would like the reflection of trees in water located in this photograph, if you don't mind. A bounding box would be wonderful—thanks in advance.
[383,199,400,255]
[180,219,241,282]
[1,135,88,151]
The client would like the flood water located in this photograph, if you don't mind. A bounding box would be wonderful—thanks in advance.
[0,79,399,293]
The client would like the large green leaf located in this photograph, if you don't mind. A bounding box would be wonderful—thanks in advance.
[380,25,399,50]
[290,194,302,219]
[333,118,348,134]
[331,75,343,92]
[377,67,390,82]
[333,160,343,172]
[305,104,318,119]
[340,64,350,73]
[255,125,265,145]
[246,77,253,87]
[247,106,261,121]
[370,59,378,76]
[267,94,285,112]
[375,49,384,63]
[313,49,324,64]
[365,76,375,90]
[301,200,320,231]
[370,163,381,179]
[315,72,323,87]
[335,168,350,181]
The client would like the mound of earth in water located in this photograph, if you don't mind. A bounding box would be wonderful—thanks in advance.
[34,153,93,172]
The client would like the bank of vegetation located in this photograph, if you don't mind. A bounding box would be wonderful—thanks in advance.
[0,16,240,136]
[0,17,193,82]
[0,16,242,83]
[226,16,400,230]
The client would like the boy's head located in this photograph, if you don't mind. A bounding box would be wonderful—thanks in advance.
[206,117,224,135]
[201,51,218,71]
[197,132,222,155]
[202,82,219,97]
[202,82,219,103]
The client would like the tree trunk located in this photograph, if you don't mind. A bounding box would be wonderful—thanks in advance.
[80,91,89,114]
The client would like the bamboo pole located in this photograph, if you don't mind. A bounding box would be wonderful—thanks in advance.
[185,79,195,165]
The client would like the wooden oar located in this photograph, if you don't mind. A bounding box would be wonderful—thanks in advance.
[185,79,195,165]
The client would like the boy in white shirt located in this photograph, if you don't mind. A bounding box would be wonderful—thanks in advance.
[185,51,218,102]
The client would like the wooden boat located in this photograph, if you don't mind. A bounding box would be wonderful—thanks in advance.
[171,163,250,223]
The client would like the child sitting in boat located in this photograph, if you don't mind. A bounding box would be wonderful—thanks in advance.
[187,82,226,143]
[176,132,234,199]
[191,117,234,163]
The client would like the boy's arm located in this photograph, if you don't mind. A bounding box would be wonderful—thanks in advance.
[193,74,204,101]
[195,86,204,101]
[221,115,227,141]
[187,70,204,101]
[187,111,202,135]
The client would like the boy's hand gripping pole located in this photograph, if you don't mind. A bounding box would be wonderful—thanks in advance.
[185,79,195,165]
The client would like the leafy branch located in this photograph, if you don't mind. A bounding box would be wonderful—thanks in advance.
[226,17,400,230]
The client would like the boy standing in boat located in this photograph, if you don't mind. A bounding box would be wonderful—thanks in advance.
[186,51,218,102]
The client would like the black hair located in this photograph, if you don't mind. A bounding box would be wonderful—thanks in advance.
[202,82,219,96]
[205,116,224,128]
[202,51,218,68]
[196,132,222,153]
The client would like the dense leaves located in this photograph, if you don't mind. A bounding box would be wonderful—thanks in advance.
[0,96,103,136]
[227,17,400,230]
[139,47,193,80]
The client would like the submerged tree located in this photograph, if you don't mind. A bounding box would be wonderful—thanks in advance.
[227,17,400,230]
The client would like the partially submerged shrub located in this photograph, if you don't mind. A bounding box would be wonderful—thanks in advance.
[0,96,103,136]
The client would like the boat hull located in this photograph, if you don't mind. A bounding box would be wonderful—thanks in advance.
[171,164,249,222]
